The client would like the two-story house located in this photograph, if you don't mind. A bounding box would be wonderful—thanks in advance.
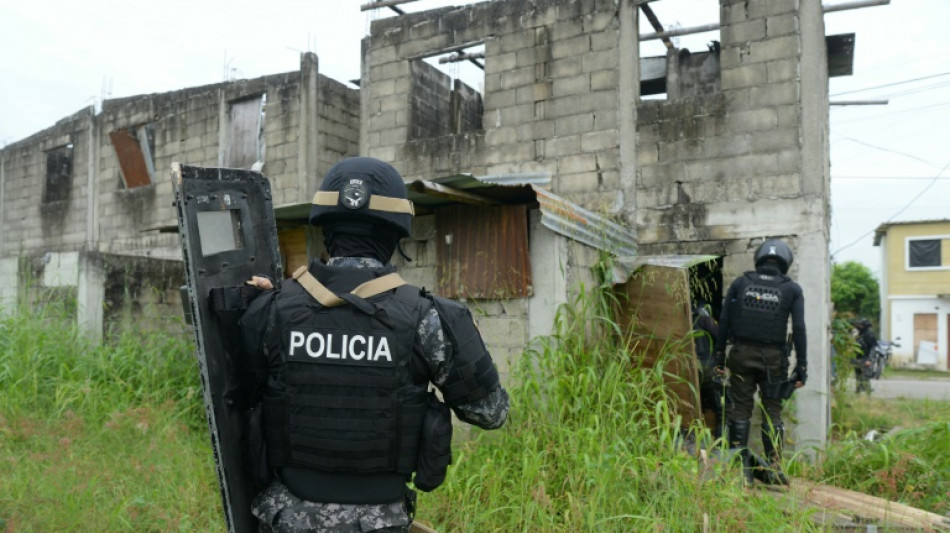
[873,219,950,371]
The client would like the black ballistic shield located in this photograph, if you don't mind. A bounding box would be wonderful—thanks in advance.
[173,163,283,533]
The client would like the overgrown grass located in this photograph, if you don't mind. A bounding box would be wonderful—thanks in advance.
[4,283,948,531]
[0,302,223,532]
[418,277,817,532]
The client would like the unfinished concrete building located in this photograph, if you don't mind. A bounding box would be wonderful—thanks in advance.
[0,53,359,336]
[0,0,864,451]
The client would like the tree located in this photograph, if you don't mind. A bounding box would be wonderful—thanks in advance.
[831,261,880,321]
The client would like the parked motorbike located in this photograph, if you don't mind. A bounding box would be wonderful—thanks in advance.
[869,340,900,379]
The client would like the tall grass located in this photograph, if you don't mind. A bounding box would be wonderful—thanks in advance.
[418,276,816,532]
[0,301,222,532]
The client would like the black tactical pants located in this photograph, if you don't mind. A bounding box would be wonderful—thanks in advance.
[725,343,786,427]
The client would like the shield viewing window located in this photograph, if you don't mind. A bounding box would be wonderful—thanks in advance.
[197,209,245,256]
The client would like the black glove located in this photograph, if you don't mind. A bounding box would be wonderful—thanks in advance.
[714,350,726,368]
[793,366,807,385]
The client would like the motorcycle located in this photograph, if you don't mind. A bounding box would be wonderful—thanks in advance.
[869,340,900,379]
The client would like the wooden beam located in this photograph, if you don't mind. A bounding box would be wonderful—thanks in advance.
[407,180,500,206]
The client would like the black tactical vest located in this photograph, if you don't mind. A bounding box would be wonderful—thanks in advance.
[729,272,795,346]
[261,265,428,503]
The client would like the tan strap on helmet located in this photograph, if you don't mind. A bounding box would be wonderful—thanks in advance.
[312,191,414,215]
[292,266,407,307]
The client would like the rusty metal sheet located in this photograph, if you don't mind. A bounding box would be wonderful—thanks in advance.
[109,129,152,188]
[436,203,531,299]
[614,264,701,427]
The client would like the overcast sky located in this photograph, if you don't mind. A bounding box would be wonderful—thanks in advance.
[1,0,947,277]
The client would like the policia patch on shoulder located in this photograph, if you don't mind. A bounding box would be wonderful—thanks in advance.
[288,328,397,367]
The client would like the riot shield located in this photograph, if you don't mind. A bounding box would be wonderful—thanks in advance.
[173,163,283,533]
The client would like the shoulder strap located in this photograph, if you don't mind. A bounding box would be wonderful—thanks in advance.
[290,266,407,307]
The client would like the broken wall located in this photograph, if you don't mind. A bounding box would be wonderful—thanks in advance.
[0,52,360,337]
[362,0,831,449]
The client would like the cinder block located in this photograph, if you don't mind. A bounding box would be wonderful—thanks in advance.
[638,143,659,166]
[558,153,599,174]
[748,35,800,63]
[500,66,535,90]
[767,59,799,83]
[555,114,594,136]
[721,63,768,89]
[546,134,581,155]
[556,170,600,193]
[591,70,618,91]
[767,13,799,37]
[748,0,799,18]
[580,130,617,151]
[551,35,590,61]
[549,56,584,78]
[749,83,800,108]
[497,31,531,54]
[553,74,590,97]
[723,19,766,43]
[551,18,584,42]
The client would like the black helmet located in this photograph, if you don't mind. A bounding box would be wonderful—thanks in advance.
[309,157,414,238]
[754,239,794,274]
[851,317,872,330]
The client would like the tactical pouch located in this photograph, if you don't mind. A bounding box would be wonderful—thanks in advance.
[762,379,796,400]
[245,404,272,492]
[413,391,453,492]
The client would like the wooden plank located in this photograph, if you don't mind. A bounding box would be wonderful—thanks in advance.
[791,480,950,531]
[614,264,700,426]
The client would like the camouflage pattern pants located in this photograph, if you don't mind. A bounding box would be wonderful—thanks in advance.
[252,480,411,533]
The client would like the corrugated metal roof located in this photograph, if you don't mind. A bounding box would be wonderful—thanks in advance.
[408,173,637,257]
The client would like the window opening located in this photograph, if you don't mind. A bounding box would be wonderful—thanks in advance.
[110,123,156,188]
[907,237,947,270]
[44,143,73,203]
[226,93,266,169]
[410,44,485,140]
[638,0,720,101]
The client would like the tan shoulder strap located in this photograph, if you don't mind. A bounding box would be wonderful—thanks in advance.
[291,266,407,307]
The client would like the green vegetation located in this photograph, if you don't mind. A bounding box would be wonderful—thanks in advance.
[0,302,224,532]
[2,270,947,531]
[418,277,815,532]
[830,261,880,324]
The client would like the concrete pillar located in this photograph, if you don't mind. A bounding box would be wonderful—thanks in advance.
[619,0,640,232]
[527,210,568,342]
[793,0,832,453]
[77,251,104,344]
[297,52,321,201]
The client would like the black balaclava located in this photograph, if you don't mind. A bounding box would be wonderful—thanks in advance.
[323,220,399,264]
[756,258,783,276]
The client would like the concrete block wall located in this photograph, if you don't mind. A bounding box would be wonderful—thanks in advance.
[363,0,624,214]
[0,107,95,258]
[0,52,361,339]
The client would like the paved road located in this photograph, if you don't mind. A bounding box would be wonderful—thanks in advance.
[871,378,950,400]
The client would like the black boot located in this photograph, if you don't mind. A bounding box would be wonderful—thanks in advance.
[758,424,790,486]
[728,419,754,485]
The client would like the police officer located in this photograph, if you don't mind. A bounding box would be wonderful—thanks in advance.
[852,318,877,394]
[714,239,806,485]
[692,299,725,439]
[238,157,510,532]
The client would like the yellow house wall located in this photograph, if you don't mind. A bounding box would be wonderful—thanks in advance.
[884,221,950,296]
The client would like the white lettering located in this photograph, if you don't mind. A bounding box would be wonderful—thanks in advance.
[289,331,305,356]
[288,330,394,364]
[326,333,341,359]
[306,332,325,358]
[375,337,392,362]
[349,335,366,360]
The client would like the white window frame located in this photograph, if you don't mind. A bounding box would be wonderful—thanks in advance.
[904,235,950,271]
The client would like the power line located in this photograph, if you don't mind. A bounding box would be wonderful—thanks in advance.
[831,160,950,257]
[830,71,950,97]
[830,136,942,169]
